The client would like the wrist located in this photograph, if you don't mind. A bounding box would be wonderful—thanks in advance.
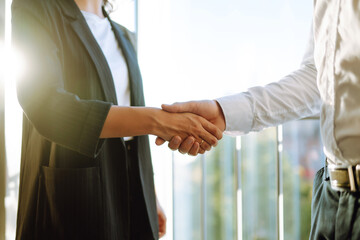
[146,108,165,137]
[214,100,226,131]
[122,107,161,137]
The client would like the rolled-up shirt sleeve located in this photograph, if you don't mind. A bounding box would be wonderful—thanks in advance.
[217,27,321,136]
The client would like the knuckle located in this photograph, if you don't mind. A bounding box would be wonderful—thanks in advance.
[218,133,223,139]
[179,147,188,153]
[195,128,203,136]
[210,138,217,146]
[168,143,177,150]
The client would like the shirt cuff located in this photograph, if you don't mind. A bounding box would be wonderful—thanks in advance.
[216,93,254,135]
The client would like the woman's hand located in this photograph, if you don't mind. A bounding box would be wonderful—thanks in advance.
[151,109,223,150]
[156,197,167,238]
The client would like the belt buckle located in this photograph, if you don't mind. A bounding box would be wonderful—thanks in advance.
[328,164,360,192]
[328,165,350,191]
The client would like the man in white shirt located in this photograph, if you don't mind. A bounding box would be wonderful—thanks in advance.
[157,1,360,239]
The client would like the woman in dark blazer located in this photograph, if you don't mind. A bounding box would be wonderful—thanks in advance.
[11,0,222,239]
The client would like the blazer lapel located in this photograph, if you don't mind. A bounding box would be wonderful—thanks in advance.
[58,0,144,107]
[59,0,118,105]
[109,23,145,107]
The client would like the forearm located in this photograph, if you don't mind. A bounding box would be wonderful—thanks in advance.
[100,106,159,138]
[217,64,320,135]
[100,106,221,147]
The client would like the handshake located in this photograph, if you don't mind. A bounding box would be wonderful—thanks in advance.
[154,100,226,156]
[101,99,226,155]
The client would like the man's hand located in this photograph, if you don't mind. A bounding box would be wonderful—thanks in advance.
[156,197,167,238]
[156,100,226,155]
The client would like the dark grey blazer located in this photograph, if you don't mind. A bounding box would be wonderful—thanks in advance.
[11,0,158,239]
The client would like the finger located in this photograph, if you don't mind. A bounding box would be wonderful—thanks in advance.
[178,137,195,154]
[158,214,167,238]
[159,226,166,238]
[168,136,182,150]
[188,142,200,156]
[198,148,205,154]
[200,141,212,151]
[197,120,222,149]
[202,120,223,142]
[155,137,166,146]
[197,130,218,149]
[158,224,166,238]
[159,231,166,238]
[161,101,194,113]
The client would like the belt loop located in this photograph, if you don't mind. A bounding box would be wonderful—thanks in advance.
[356,165,360,191]
[324,158,329,181]
[347,166,357,191]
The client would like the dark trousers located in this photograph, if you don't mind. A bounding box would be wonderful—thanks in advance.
[310,167,360,240]
[125,140,154,240]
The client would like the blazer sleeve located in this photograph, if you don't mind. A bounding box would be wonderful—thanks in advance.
[12,3,112,158]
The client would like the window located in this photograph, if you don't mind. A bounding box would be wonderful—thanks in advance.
[2,0,318,239]
[282,120,324,239]
[138,0,316,239]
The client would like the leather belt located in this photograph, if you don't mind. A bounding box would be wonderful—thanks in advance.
[328,164,360,192]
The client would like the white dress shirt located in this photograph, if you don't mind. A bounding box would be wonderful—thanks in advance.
[217,0,360,166]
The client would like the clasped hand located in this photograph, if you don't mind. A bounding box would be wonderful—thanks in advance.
[156,100,226,156]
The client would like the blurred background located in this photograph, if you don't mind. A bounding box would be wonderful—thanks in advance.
[0,0,322,239]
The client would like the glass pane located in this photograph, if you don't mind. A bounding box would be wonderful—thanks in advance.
[205,136,237,240]
[173,154,202,240]
[282,120,324,240]
[241,128,277,240]
[138,0,314,239]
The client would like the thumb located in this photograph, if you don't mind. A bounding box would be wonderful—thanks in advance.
[155,137,166,146]
[161,102,193,113]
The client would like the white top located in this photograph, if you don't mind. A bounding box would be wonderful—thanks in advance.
[82,11,133,141]
[81,10,131,107]
[217,0,360,166]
